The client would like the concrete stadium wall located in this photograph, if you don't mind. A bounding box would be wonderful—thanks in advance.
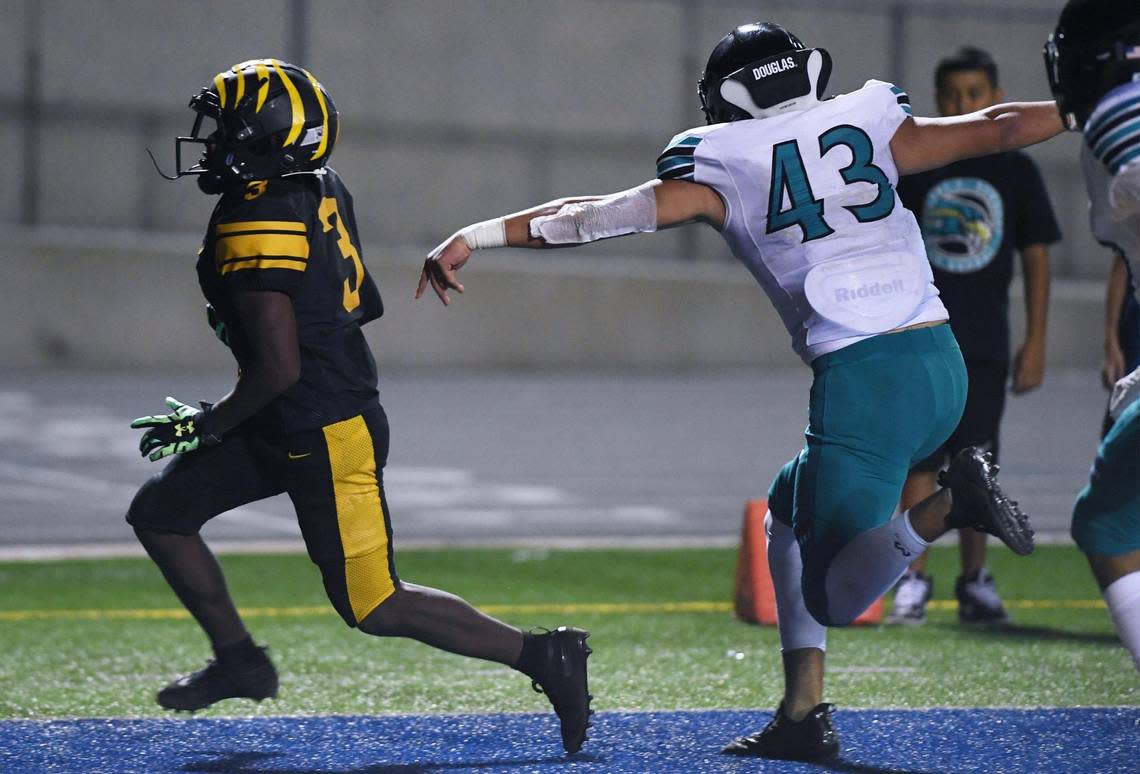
[1,231,1109,372]
[0,0,1111,280]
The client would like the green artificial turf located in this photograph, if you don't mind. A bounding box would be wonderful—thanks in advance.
[0,545,1135,719]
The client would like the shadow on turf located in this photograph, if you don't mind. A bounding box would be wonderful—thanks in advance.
[183,750,599,773]
[815,759,951,774]
[183,750,949,774]
[932,621,1121,646]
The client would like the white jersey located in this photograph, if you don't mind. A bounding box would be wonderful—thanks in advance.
[1082,81,1140,304]
[657,80,947,363]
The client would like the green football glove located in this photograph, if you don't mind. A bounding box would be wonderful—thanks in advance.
[206,303,230,347]
[130,397,219,462]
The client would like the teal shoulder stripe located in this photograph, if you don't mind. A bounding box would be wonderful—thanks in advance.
[889,85,906,95]
[1087,95,1140,137]
[1110,145,1140,176]
[900,104,913,115]
[1093,120,1140,159]
[658,165,695,181]
[662,134,703,153]
[657,134,704,178]
[657,155,696,173]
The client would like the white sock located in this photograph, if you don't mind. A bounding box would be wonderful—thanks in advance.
[766,512,827,651]
[824,510,929,625]
[1104,571,1140,671]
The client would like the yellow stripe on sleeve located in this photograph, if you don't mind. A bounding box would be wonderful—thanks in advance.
[216,220,307,235]
[219,258,307,275]
[216,233,309,263]
[322,415,396,622]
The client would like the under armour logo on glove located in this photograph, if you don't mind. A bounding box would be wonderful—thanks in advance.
[130,397,217,462]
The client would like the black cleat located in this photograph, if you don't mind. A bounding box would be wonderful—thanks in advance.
[956,568,1011,625]
[940,447,1034,556]
[157,648,278,712]
[529,627,594,754]
[722,702,839,761]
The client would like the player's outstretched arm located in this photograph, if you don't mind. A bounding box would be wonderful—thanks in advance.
[890,101,1064,176]
[416,179,725,305]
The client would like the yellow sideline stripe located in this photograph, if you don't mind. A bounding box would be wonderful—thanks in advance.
[0,599,1106,622]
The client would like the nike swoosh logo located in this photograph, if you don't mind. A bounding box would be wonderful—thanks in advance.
[288,452,312,460]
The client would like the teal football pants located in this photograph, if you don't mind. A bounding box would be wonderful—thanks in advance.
[1072,397,1140,558]
[768,323,967,626]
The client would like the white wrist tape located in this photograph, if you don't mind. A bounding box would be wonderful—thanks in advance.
[458,217,507,251]
[529,181,659,244]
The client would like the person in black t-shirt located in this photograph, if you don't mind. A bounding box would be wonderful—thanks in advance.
[126,60,593,755]
[889,48,1061,625]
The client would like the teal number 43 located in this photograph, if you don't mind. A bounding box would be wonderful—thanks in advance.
[766,124,894,243]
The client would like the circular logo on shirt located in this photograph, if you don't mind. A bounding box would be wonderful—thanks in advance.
[920,177,1004,273]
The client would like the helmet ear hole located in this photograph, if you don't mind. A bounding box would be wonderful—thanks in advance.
[247,136,276,158]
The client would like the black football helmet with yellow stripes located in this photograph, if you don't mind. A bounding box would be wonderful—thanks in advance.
[169,59,339,194]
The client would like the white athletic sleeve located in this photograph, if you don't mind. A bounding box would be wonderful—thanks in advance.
[528,181,659,244]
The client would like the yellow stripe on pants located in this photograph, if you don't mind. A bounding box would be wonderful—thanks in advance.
[322,415,395,622]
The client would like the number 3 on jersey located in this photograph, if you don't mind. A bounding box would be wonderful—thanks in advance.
[766,124,894,243]
[317,197,365,313]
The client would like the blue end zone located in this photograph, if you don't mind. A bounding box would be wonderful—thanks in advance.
[2,708,1136,773]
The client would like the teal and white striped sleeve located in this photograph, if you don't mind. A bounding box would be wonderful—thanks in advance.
[889,84,913,116]
[656,134,704,181]
[1085,89,1140,176]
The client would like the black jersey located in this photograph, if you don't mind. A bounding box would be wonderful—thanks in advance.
[897,152,1060,362]
[197,168,384,433]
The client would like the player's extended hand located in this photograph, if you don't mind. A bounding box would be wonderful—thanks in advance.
[416,233,470,305]
[130,397,207,462]
[1011,340,1045,394]
[1109,366,1140,421]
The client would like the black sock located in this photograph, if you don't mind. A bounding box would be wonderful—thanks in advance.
[513,631,548,681]
[214,635,264,667]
